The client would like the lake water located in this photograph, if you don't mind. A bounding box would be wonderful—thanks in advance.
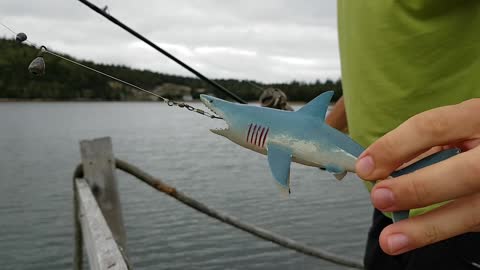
[0,102,372,270]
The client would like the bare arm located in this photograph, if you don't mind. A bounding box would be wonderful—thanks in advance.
[325,96,348,132]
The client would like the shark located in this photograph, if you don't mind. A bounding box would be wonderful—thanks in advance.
[200,91,459,222]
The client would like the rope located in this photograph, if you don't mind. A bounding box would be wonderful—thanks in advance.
[73,159,364,269]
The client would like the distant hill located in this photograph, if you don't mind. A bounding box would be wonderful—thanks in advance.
[0,38,342,102]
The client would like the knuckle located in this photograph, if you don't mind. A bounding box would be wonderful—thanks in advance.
[422,223,442,245]
[406,176,430,207]
[456,152,480,192]
[410,111,450,139]
[464,195,480,229]
[461,98,480,111]
[378,135,398,157]
[373,136,400,175]
[465,156,480,185]
[466,211,480,231]
[458,100,480,132]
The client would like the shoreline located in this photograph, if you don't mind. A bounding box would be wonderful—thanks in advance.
[0,99,310,105]
[0,98,195,103]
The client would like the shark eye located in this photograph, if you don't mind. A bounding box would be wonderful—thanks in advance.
[209,99,214,103]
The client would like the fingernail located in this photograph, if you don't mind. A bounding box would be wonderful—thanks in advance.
[357,155,375,176]
[372,188,395,209]
[387,233,409,254]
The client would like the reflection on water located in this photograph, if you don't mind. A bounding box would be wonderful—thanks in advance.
[0,102,371,270]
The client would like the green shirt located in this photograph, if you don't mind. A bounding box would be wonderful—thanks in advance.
[337,0,480,217]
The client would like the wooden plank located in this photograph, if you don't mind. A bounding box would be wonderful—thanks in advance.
[76,178,128,270]
[79,137,127,252]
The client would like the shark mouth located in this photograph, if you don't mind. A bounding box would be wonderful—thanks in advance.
[200,95,230,133]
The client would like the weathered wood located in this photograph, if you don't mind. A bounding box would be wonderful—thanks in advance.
[76,178,128,270]
[80,137,127,252]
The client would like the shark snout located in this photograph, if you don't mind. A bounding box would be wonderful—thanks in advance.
[199,94,213,104]
[199,94,231,136]
[200,94,229,118]
[200,94,223,106]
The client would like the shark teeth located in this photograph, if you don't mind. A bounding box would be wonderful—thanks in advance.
[211,119,229,131]
[203,102,229,131]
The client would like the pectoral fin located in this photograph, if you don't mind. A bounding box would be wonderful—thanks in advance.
[266,143,292,193]
[325,164,347,181]
[333,171,347,180]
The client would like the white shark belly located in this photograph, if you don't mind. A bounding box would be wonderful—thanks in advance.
[294,145,356,172]
[269,135,357,172]
[231,134,357,172]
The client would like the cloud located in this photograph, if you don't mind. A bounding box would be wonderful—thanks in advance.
[194,47,257,57]
[0,0,340,83]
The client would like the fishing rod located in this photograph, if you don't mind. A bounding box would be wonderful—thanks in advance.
[76,0,248,104]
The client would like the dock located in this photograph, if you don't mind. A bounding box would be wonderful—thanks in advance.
[73,137,363,269]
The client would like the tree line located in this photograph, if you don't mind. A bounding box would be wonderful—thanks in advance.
[0,38,342,102]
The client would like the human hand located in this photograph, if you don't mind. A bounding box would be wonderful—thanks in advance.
[325,96,348,132]
[355,98,480,255]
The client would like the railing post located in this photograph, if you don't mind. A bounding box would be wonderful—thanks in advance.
[80,137,127,252]
[76,178,129,270]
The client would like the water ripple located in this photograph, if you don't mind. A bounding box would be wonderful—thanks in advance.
[0,102,370,270]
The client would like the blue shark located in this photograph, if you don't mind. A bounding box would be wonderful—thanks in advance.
[200,91,459,222]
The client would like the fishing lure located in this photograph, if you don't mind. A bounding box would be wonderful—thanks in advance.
[200,91,459,222]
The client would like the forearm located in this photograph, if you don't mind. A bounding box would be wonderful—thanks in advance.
[325,96,348,132]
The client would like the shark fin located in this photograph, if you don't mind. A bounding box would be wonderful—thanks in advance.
[324,164,347,181]
[333,171,347,181]
[296,91,333,119]
[266,142,292,193]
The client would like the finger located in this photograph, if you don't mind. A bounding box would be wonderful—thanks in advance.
[378,193,480,255]
[396,146,443,170]
[454,138,480,151]
[371,146,480,211]
[356,99,480,180]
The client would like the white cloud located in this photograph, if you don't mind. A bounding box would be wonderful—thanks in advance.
[270,56,318,66]
[0,0,340,83]
[194,46,257,57]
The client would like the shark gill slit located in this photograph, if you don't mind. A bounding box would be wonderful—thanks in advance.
[254,126,261,146]
[257,127,266,147]
[249,124,255,143]
[262,128,269,147]
[251,125,258,144]
[246,123,253,143]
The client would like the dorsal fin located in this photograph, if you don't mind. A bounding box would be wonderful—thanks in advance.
[296,91,333,119]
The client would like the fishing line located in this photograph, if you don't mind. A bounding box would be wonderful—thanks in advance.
[77,0,248,104]
[0,21,16,35]
[0,22,222,120]
[46,49,165,100]
[246,80,266,91]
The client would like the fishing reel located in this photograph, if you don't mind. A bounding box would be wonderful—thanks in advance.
[259,88,293,111]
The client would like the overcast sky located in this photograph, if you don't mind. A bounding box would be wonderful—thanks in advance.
[0,0,339,83]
